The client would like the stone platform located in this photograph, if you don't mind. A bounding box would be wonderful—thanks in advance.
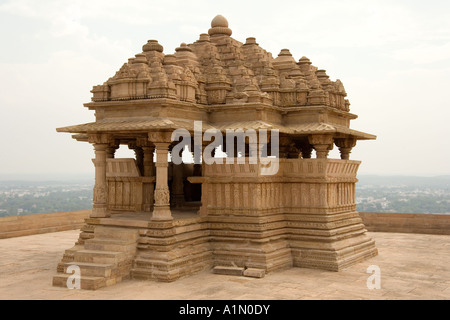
[1,230,449,299]
[53,200,377,290]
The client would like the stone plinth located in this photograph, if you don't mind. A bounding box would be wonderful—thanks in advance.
[201,158,377,272]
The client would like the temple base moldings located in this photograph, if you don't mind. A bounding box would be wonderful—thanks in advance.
[53,159,377,289]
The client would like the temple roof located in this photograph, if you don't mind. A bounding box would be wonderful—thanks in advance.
[58,15,375,142]
[57,118,375,140]
[88,15,351,112]
[57,118,214,133]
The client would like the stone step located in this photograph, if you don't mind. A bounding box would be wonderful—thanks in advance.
[84,238,137,253]
[52,274,107,291]
[94,226,140,241]
[63,262,114,278]
[243,268,266,278]
[74,250,127,264]
[131,267,178,282]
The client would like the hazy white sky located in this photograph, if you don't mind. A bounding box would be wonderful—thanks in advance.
[0,0,449,177]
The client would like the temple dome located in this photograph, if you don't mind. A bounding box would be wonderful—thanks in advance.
[211,15,229,28]
[209,15,232,37]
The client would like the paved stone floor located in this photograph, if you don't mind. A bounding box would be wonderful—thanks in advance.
[0,230,449,300]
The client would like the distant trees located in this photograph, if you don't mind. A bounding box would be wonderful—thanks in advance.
[357,188,450,214]
[1,178,450,217]
[0,189,92,217]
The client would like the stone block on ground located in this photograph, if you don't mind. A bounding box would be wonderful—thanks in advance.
[213,266,244,276]
[244,268,265,278]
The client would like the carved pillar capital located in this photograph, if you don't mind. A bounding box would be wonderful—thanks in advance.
[88,133,111,145]
[153,142,170,151]
[106,142,120,159]
[308,134,334,159]
[335,137,357,160]
[93,143,108,151]
[148,131,173,144]
[136,137,153,148]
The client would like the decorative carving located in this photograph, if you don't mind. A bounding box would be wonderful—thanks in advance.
[88,134,111,145]
[335,138,357,160]
[148,132,172,144]
[93,185,107,204]
[154,188,170,206]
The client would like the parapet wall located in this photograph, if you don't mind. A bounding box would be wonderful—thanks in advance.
[360,212,450,235]
[0,210,449,239]
[0,210,91,239]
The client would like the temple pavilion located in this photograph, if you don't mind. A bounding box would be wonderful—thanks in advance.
[53,15,377,290]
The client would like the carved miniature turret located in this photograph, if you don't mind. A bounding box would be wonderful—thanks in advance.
[208,14,232,37]
[89,14,353,112]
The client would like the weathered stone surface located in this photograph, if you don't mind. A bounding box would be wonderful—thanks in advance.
[244,268,265,278]
[213,266,244,276]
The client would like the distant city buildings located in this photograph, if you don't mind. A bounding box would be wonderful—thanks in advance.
[0,182,93,217]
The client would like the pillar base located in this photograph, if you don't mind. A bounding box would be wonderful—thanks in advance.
[91,206,110,218]
[152,206,173,221]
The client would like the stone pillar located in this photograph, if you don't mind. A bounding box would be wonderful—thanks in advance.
[129,142,144,175]
[190,138,202,176]
[92,143,109,218]
[153,142,172,220]
[288,145,301,159]
[142,146,155,177]
[142,145,155,212]
[335,137,357,160]
[247,140,259,159]
[299,144,313,159]
[149,131,173,221]
[171,163,185,208]
[106,143,119,159]
[135,147,144,175]
[308,134,334,159]
[279,135,294,158]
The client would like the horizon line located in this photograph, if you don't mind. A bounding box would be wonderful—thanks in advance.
[1,173,450,182]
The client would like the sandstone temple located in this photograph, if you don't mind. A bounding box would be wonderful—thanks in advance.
[54,15,378,290]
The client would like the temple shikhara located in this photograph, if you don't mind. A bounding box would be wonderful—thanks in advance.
[54,15,378,290]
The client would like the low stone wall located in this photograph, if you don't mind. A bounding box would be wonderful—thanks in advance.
[1,211,449,239]
[360,212,450,235]
[0,210,91,239]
